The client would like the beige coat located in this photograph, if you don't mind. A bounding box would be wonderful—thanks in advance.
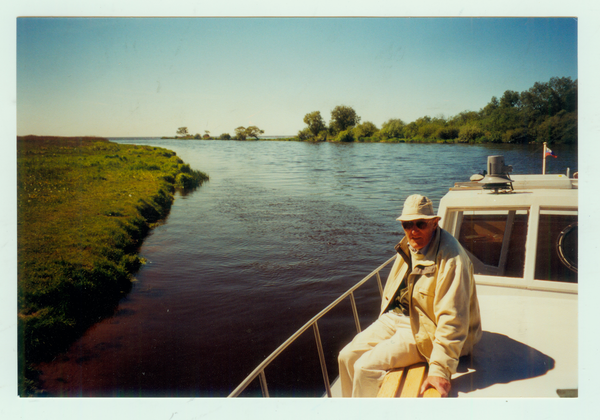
[380,227,482,381]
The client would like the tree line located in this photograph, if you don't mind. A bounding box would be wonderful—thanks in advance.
[298,76,577,144]
[170,125,265,141]
[167,76,576,145]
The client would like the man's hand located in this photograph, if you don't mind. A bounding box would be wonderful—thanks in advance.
[420,375,451,397]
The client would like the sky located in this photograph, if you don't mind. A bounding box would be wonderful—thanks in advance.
[16,16,578,137]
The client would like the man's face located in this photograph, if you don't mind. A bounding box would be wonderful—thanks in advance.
[402,218,439,250]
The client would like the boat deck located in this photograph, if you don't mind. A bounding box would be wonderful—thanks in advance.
[450,284,577,397]
[330,283,577,398]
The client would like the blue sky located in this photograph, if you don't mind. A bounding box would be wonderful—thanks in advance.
[16,17,578,137]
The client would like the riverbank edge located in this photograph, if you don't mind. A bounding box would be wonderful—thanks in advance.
[160,136,454,143]
[17,136,209,395]
[158,136,553,145]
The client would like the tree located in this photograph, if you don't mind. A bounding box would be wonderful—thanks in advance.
[297,127,312,141]
[520,77,577,122]
[219,133,231,140]
[377,77,578,145]
[403,122,418,139]
[480,105,523,139]
[458,124,484,143]
[176,127,189,137]
[499,90,520,108]
[549,76,577,113]
[303,111,327,137]
[329,105,361,134]
[377,119,405,139]
[403,116,442,139]
[449,111,479,126]
[353,121,379,140]
[234,126,247,140]
[534,110,577,144]
[245,126,265,140]
[481,97,499,117]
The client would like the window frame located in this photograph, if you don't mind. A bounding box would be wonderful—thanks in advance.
[442,204,578,294]
[530,206,578,290]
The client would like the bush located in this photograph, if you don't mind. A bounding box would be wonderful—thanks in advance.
[502,128,530,143]
[333,129,355,142]
[434,126,459,140]
[458,125,485,143]
[316,130,328,141]
[479,131,503,143]
[175,169,209,190]
[417,124,438,139]
[377,119,405,140]
[175,172,194,189]
[353,121,379,140]
[219,133,231,140]
[297,127,312,141]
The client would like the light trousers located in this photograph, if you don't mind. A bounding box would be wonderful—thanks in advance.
[338,311,425,397]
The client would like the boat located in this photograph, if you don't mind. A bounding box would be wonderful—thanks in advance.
[228,150,578,398]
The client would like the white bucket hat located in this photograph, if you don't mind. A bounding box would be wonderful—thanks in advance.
[396,194,440,221]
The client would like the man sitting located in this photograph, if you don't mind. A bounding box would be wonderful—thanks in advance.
[338,194,482,397]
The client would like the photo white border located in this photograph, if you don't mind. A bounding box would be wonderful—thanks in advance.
[2,1,598,419]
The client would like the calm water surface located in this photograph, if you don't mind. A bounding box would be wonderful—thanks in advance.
[37,140,577,397]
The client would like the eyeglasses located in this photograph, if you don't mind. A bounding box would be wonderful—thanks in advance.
[402,220,429,230]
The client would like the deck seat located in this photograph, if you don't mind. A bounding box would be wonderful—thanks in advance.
[377,362,441,398]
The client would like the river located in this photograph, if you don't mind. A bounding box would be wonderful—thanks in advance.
[36,139,577,397]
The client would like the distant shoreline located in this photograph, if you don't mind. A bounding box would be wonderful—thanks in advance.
[118,136,574,146]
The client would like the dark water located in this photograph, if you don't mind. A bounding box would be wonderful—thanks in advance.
[37,140,577,397]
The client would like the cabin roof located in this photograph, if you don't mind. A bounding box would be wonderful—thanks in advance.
[441,174,578,211]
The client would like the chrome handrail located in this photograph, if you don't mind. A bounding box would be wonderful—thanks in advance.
[227,255,396,397]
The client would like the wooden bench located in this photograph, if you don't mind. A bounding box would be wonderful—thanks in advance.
[377,363,441,398]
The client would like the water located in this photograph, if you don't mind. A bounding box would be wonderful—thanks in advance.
[36,140,577,397]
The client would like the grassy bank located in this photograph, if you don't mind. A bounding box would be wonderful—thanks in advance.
[17,136,208,394]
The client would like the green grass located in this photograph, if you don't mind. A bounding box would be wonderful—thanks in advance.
[17,136,208,394]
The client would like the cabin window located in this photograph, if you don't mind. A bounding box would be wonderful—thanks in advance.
[450,209,529,278]
[535,210,578,283]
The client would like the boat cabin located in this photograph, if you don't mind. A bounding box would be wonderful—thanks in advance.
[441,173,578,293]
[434,170,578,397]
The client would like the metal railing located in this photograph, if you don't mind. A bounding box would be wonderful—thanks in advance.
[227,255,396,398]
